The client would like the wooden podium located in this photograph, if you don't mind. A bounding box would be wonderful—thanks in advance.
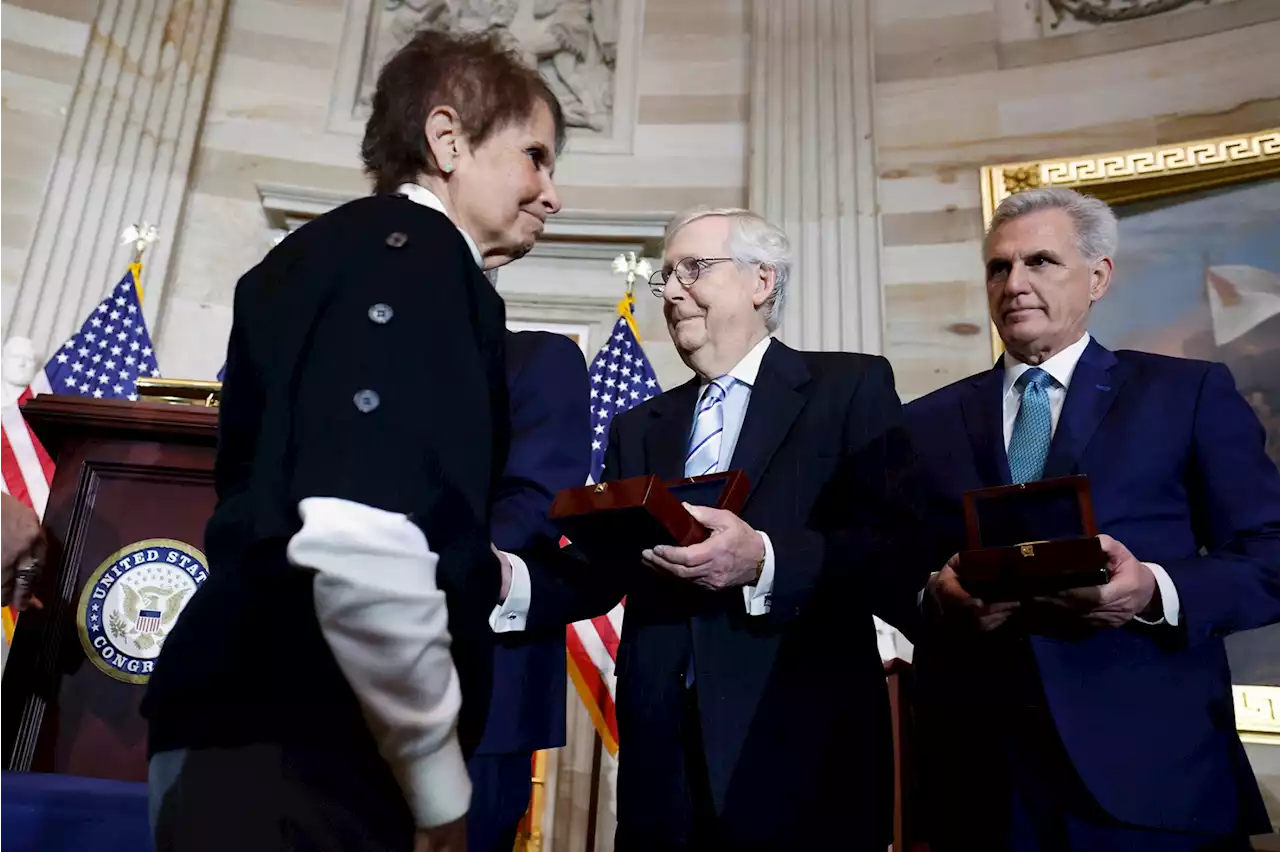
[2,394,219,783]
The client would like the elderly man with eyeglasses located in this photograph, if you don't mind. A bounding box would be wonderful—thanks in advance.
[492,207,929,850]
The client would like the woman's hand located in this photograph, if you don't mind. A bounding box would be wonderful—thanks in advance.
[414,817,466,852]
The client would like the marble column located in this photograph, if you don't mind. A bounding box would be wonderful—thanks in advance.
[748,0,883,355]
[4,0,227,358]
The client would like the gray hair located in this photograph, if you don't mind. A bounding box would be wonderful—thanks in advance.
[984,187,1118,263]
[664,207,792,332]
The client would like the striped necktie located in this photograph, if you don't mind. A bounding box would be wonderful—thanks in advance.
[682,377,730,689]
[686,378,730,477]
[1008,367,1056,484]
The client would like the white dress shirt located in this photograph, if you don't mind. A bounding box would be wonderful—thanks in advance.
[1003,332,1181,626]
[492,336,781,632]
[701,335,777,615]
[285,183,490,829]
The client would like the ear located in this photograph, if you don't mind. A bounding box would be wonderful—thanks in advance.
[424,106,464,174]
[752,264,777,310]
[1088,256,1114,304]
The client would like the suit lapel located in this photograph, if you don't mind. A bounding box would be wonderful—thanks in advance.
[960,365,1012,487]
[729,341,809,505]
[644,377,701,481]
[1042,339,1127,479]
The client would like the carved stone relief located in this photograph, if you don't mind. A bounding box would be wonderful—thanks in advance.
[1041,0,1235,34]
[330,0,642,152]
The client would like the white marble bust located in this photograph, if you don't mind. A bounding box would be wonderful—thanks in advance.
[1,337,40,410]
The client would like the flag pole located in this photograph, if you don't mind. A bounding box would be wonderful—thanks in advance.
[610,251,653,343]
[121,222,159,305]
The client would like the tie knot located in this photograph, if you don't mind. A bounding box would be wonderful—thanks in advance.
[703,377,730,404]
[1016,367,1055,394]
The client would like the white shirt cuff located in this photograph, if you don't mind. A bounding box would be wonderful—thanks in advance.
[1134,561,1181,627]
[489,550,531,633]
[875,615,914,665]
[288,497,469,828]
[743,531,775,616]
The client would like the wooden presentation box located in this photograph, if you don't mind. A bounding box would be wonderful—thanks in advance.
[548,471,749,563]
[955,474,1109,602]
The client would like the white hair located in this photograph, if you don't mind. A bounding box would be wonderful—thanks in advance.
[985,187,1118,263]
[663,207,792,332]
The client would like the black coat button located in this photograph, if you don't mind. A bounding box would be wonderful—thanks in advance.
[386,232,408,248]
[369,303,393,324]
[353,389,380,413]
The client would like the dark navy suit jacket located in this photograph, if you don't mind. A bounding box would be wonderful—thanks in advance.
[905,338,1280,837]
[474,330,591,756]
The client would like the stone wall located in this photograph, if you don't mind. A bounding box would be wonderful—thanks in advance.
[154,0,751,383]
[1,0,97,328]
[873,0,1280,397]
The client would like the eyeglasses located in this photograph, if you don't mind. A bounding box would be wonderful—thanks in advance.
[647,257,735,297]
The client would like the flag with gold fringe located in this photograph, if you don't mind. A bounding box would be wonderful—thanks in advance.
[565,277,661,756]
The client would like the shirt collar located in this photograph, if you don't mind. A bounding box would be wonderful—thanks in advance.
[1002,331,1091,396]
[396,182,482,268]
[702,336,774,390]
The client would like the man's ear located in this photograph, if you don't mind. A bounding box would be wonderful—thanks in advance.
[1089,256,1114,304]
[752,264,777,309]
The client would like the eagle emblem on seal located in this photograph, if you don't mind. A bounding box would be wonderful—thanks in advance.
[77,539,209,685]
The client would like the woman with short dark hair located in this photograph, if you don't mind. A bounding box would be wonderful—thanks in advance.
[143,30,563,852]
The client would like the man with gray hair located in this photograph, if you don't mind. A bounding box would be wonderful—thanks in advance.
[503,207,926,849]
[905,187,1280,850]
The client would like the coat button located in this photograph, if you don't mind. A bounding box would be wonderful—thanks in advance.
[368,303,394,324]
[386,232,408,248]
[353,389,380,413]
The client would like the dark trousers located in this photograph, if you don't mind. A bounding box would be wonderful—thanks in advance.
[929,642,1253,852]
[149,743,415,852]
[615,685,717,852]
[465,752,532,852]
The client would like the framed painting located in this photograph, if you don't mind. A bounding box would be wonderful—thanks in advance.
[980,128,1280,744]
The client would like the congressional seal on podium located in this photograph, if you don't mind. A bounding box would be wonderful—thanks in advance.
[76,539,210,685]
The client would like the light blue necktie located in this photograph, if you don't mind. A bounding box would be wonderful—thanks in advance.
[1008,367,1056,484]
[685,378,730,477]
[683,377,730,689]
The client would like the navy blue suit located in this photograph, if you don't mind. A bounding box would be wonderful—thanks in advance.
[466,330,591,852]
[905,339,1280,850]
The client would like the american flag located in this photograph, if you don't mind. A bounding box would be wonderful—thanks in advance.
[41,271,160,400]
[1,268,160,639]
[565,301,660,756]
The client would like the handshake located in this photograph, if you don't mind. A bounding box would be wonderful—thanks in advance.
[1,492,45,612]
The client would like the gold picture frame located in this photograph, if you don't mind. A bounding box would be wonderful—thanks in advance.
[979,128,1280,745]
[980,128,1280,360]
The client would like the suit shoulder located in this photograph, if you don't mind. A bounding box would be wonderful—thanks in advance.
[799,349,890,375]
[290,194,460,248]
[793,349,896,395]
[1112,348,1216,380]
[508,331,589,389]
[234,195,470,305]
[510,330,586,362]
[905,371,985,417]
